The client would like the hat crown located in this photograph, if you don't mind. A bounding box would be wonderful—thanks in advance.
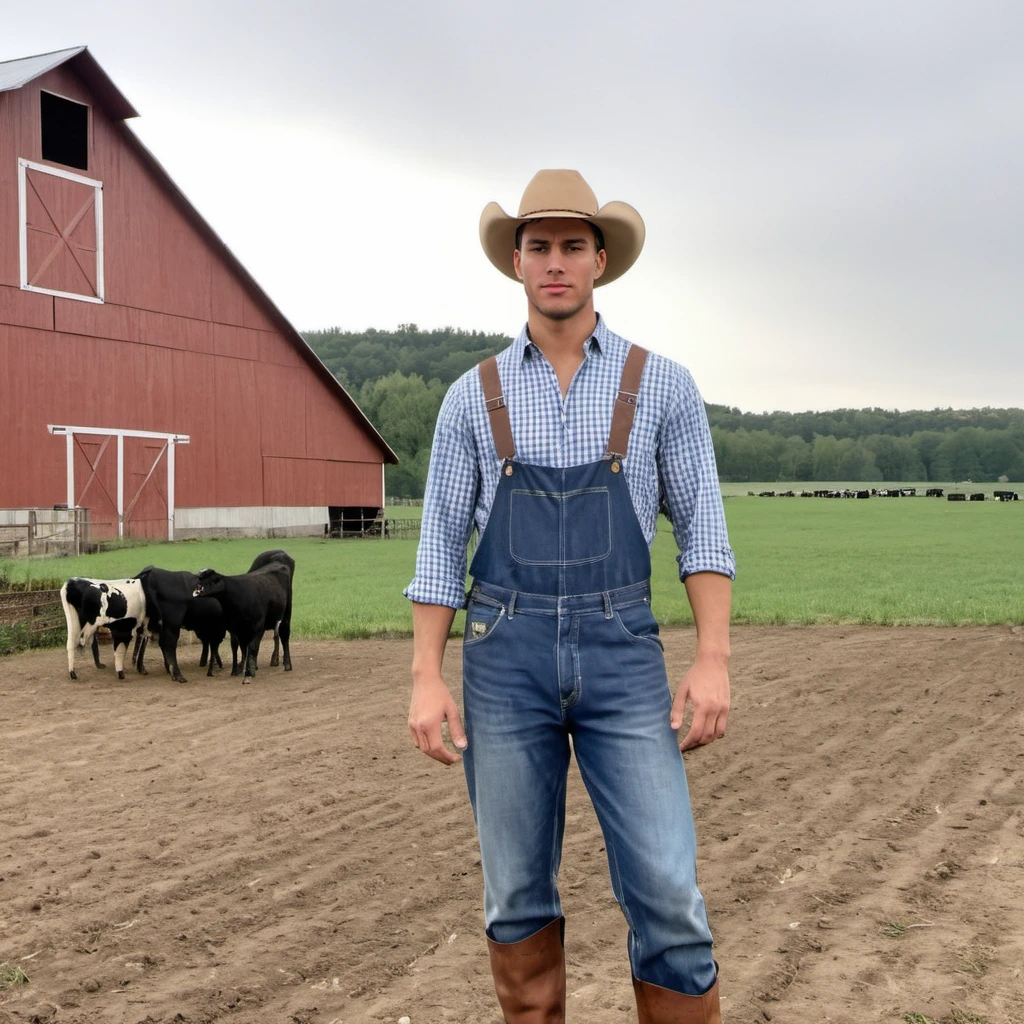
[517,169,598,219]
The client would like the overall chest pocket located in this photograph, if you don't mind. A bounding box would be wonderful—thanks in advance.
[509,487,611,566]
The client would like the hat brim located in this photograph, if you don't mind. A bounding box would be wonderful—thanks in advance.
[479,200,645,287]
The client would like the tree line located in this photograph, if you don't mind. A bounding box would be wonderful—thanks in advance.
[301,328,1024,495]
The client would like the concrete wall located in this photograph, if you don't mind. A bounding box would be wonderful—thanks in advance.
[174,506,329,540]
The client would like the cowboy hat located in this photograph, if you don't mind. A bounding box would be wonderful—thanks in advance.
[479,169,645,286]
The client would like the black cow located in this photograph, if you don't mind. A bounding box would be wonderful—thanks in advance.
[193,563,291,684]
[136,566,227,683]
[241,549,295,672]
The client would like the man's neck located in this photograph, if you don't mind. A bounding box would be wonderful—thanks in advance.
[526,306,598,360]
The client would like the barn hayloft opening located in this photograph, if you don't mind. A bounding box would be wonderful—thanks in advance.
[41,91,88,170]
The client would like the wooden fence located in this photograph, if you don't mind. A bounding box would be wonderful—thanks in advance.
[0,588,64,635]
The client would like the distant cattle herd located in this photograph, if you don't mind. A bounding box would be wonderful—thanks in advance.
[750,488,1021,501]
[60,549,295,685]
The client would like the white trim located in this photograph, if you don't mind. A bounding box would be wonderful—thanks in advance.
[65,432,75,509]
[18,157,105,303]
[116,433,124,539]
[48,424,190,443]
[167,441,176,542]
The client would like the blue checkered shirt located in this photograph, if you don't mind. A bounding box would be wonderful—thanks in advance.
[404,316,736,609]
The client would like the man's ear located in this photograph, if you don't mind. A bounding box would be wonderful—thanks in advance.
[593,248,607,280]
[513,248,525,281]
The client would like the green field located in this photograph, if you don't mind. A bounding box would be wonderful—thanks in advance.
[718,480,1017,497]
[2,493,1021,642]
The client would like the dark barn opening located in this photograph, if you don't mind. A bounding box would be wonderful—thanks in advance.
[328,505,383,537]
[41,91,89,170]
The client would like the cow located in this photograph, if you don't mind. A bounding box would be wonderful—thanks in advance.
[242,549,295,672]
[135,566,227,683]
[60,577,148,680]
[193,562,291,684]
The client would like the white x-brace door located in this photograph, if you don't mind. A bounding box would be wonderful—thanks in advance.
[47,425,190,541]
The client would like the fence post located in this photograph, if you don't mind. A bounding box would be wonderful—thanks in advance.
[28,509,36,557]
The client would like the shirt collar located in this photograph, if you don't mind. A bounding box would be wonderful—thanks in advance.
[516,313,608,362]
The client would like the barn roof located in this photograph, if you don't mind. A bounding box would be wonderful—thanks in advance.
[0,45,398,465]
[0,46,138,120]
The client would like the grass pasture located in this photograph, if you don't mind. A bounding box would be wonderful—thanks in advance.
[0,494,1020,642]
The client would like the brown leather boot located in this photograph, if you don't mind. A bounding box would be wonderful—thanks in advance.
[487,918,565,1023]
[632,973,722,1024]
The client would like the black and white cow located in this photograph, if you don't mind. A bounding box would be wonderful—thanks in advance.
[60,577,148,680]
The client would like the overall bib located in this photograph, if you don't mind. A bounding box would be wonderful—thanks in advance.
[462,346,717,999]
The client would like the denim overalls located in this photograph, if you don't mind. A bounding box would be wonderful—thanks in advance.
[461,345,717,995]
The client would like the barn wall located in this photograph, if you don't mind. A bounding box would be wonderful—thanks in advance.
[0,63,389,530]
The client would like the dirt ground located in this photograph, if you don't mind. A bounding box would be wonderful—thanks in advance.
[1,626,1022,1024]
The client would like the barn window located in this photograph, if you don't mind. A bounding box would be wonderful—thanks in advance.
[40,91,89,170]
[19,158,104,304]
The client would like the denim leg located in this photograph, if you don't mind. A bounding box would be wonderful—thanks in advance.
[462,610,570,943]
[569,607,717,995]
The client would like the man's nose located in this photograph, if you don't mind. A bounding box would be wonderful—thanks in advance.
[546,251,565,274]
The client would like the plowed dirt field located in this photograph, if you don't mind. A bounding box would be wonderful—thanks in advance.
[1,626,1022,1024]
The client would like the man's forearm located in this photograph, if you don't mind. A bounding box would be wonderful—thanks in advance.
[411,602,457,683]
[683,571,732,662]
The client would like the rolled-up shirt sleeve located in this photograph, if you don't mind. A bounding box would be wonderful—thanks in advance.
[403,378,480,608]
[658,368,736,581]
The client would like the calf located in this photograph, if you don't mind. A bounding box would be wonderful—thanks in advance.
[60,577,147,680]
[136,566,227,683]
[193,563,290,684]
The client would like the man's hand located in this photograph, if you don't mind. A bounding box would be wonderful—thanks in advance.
[408,675,467,765]
[671,656,730,751]
[409,602,464,765]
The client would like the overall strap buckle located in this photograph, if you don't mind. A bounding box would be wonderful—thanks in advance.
[479,357,515,461]
[605,344,649,460]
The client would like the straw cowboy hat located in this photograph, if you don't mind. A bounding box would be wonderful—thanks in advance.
[479,169,645,287]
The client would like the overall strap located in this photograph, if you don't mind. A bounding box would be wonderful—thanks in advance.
[479,357,516,460]
[606,344,649,459]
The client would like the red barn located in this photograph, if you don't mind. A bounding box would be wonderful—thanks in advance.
[0,46,396,550]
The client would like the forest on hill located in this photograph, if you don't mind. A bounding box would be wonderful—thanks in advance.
[301,327,1024,495]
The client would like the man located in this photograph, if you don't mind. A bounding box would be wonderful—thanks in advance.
[405,169,735,1024]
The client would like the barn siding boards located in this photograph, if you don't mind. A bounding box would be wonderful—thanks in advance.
[324,459,382,506]
[208,260,246,328]
[213,357,263,506]
[54,300,214,353]
[263,457,327,507]
[0,283,52,329]
[303,381,383,463]
[257,328,307,369]
[255,364,307,458]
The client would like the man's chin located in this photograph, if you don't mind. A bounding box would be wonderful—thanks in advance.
[531,296,590,322]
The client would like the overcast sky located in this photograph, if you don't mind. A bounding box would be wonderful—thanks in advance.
[4,1,1022,412]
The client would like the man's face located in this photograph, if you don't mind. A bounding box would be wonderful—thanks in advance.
[513,219,607,322]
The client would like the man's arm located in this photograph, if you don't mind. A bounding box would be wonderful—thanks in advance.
[657,364,736,750]
[408,602,466,764]
[673,571,731,750]
[404,375,480,764]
